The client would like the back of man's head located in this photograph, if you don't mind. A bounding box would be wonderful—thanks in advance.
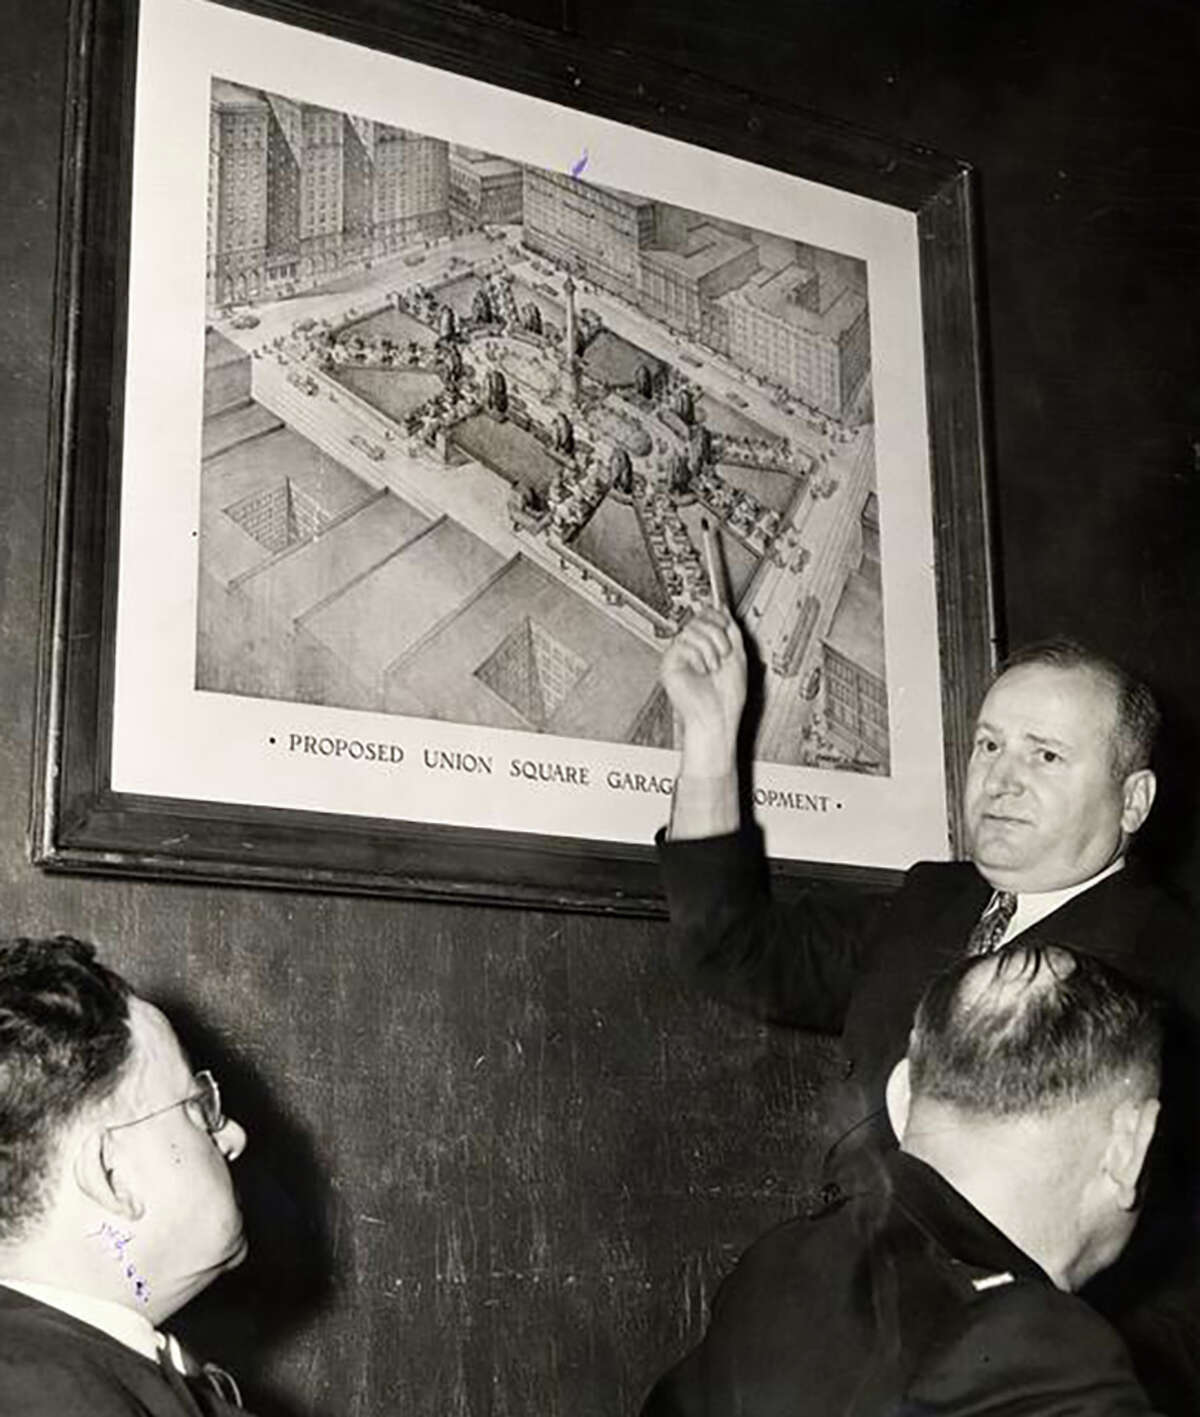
[892,943,1163,1290]
[0,936,132,1243]
[908,942,1162,1118]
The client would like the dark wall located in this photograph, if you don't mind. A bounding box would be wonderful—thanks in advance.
[580,0,1200,873]
[1,1,1196,1413]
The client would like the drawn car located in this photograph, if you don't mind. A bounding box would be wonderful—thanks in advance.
[230,312,260,330]
[287,370,319,396]
[350,432,385,461]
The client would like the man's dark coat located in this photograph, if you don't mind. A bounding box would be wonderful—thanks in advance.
[658,828,1200,1410]
[641,1150,1163,1417]
[0,1286,251,1417]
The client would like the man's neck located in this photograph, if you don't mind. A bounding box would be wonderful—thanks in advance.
[979,851,1126,907]
[902,1116,1083,1291]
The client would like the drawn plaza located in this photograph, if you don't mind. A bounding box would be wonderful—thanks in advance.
[198,82,887,771]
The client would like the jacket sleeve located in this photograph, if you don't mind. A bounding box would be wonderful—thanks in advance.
[906,1284,1166,1416]
[657,822,893,1034]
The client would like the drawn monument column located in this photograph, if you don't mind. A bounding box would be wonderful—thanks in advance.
[562,274,580,405]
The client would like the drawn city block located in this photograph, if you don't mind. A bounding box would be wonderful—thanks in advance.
[200,82,885,774]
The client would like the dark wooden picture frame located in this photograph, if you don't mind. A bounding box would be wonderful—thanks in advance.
[32,0,996,915]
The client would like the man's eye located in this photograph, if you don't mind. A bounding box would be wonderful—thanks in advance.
[974,738,998,754]
[1037,749,1061,765]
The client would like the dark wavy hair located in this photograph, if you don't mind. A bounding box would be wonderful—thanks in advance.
[997,638,1161,781]
[908,942,1162,1117]
[0,936,132,1240]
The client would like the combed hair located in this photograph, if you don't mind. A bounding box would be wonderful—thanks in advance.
[908,943,1162,1118]
[0,936,132,1240]
[998,638,1161,779]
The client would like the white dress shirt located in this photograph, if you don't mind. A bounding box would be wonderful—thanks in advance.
[0,1277,161,1364]
[994,855,1126,946]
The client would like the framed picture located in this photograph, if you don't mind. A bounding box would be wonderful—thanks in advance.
[33,0,996,913]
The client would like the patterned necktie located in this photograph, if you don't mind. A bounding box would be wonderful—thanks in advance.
[966,890,1018,956]
[158,1331,244,1411]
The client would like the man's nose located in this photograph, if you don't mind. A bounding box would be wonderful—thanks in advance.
[215,1116,247,1161]
[985,750,1024,795]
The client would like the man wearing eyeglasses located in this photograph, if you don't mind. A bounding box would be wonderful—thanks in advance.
[0,934,253,1415]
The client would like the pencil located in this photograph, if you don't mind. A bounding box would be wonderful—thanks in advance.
[701,517,723,607]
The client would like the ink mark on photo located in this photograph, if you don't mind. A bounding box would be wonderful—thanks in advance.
[88,1220,152,1305]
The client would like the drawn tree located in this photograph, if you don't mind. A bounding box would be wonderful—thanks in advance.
[472,288,494,324]
[610,446,634,494]
[486,368,509,414]
[688,424,712,473]
[552,412,575,455]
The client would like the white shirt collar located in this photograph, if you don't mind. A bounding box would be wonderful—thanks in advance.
[996,855,1125,945]
[0,1277,162,1364]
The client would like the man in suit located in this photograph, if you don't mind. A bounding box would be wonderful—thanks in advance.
[657,610,1199,1407]
[642,943,1167,1416]
[0,934,253,1415]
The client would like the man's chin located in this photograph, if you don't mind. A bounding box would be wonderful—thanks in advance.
[222,1228,249,1271]
[968,819,1034,862]
[969,849,1039,888]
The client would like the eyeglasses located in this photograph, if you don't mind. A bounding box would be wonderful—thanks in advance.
[106,1070,225,1138]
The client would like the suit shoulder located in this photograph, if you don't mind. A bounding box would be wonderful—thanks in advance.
[903,859,978,887]
[899,860,981,907]
[0,1304,159,1416]
[909,1280,1156,1412]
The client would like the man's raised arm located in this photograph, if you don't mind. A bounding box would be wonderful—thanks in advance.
[660,605,747,840]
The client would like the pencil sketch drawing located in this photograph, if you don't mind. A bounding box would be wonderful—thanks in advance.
[197,80,886,772]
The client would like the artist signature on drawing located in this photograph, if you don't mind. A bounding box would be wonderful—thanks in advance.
[88,1220,151,1305]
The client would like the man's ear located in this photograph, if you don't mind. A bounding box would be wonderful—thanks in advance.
[885,1059,912,1143]
[75,1128,145,1222]
[1120,769,1157,836]
[1105,1096,1160,1211]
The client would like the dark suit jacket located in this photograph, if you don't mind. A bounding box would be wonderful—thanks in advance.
[0,1285,251,1417]
[641,1150,1164,1417]
[659,826,1200,1142]
[657,828,1200,1410]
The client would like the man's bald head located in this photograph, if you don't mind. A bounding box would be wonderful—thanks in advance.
[907,943,1162,1119]
[992,640,1160,784]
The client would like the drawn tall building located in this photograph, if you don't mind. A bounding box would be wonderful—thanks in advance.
[523,169,656,297]
[207,83,270,307]
[722,249,870,418]
[821,492,889,770]
[448,146,523,230]
[639,219,758,346]
[207,81,449,308]
[374,126,451,253]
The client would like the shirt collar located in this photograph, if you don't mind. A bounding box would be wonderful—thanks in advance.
[0,1278,161,1364]
[998,855,1125,944]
